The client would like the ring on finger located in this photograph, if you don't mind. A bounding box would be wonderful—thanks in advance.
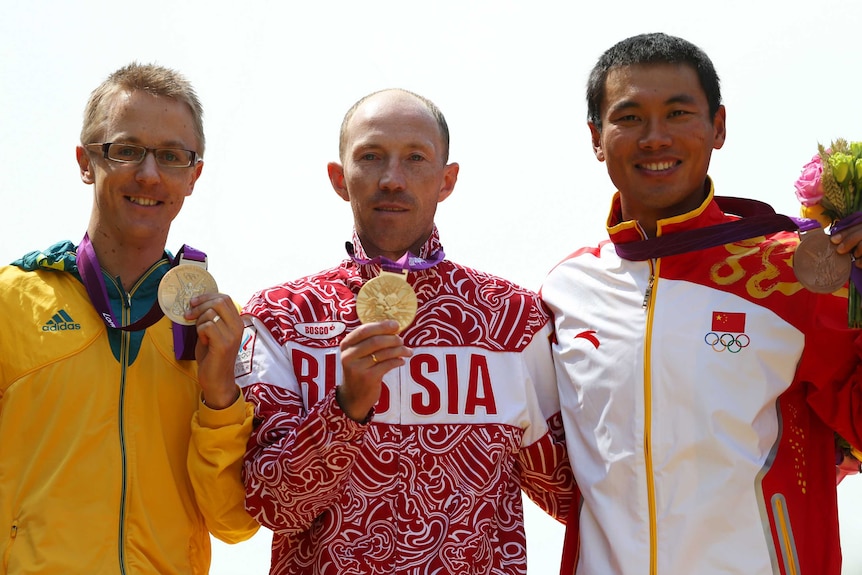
[371,353,379,364]
[212,314,221,324]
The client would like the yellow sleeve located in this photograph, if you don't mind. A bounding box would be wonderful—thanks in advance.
[188,391,260,543]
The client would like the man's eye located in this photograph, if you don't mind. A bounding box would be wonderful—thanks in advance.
[161,151,179,163]
[116,146,139,157]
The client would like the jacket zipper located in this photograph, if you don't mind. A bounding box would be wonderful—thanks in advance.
[118,331,130,575]
[642,259,659,575]
[642,273,655,309]
[107,275,132,575]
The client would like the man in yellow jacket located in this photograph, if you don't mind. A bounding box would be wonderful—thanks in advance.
[0,63,258,574]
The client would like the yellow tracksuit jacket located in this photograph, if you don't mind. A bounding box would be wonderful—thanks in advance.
[0,241,258,574]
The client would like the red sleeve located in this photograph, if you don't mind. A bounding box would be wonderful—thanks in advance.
[799,292,862,451]
[516,410,575,523]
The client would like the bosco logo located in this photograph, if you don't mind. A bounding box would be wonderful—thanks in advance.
[295,322,347,340]
[704,311,750,354]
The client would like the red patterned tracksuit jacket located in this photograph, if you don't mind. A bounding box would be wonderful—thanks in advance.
[237,227,574,575]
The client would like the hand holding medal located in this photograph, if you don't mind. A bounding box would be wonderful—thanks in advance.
[343,264,423,422]
[792,139,862,326]
[156,252,242,408]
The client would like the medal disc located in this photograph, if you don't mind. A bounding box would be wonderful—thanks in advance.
[793,229,852,294]
[356,272,418,333]
[158,264,219,325]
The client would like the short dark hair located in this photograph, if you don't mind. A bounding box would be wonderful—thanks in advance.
[338,88,450,164]
[587,32,722,130]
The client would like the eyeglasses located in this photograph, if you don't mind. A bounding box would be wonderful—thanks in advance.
[86,142,200,168]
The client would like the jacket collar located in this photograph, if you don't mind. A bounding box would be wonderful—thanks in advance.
[607,177,728,245]
[348,225,444,280]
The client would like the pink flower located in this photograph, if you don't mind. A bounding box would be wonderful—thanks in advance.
[794,154,824,206]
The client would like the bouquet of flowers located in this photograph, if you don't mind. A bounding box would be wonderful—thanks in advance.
[793,138,862,327]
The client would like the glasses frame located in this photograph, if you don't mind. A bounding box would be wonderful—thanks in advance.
[86,142,200,168]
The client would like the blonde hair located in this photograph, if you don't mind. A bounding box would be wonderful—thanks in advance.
[80,62,205,155]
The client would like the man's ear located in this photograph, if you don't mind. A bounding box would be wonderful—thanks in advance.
[437,162,459,203]
[589,123,605,162]
[712,105,727,150]
[185,160,204,196]
[328,162,349,202]
[76,146,95,184]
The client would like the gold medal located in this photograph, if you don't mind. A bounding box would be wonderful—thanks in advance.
[793,229,852,294]
[356,271,418,333]
[158,264,219,325]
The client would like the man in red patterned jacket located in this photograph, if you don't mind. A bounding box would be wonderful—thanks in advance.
[235,88,573,574]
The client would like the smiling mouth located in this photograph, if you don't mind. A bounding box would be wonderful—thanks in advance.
[639,161,678,172]
[127,196,160,206]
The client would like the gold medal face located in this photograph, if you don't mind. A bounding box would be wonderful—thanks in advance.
[793,229,852,294]
[158,264,219,325]
[356,272,418,333]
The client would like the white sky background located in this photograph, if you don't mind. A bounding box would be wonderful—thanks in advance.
[3,1,862,573]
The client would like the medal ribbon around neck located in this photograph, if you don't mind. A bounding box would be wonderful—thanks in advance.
[76,232,206,360]
[614,197,862,295]
[345,242,445,272]
[613,196,822,261]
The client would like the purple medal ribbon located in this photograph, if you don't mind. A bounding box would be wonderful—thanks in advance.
[614,196,822,261]
[345,242,445,273]
[615,197,862,295]
[76,233,205,360]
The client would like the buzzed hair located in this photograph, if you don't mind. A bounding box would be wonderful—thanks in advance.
[587,32,722,131]
[338,88,450,164]
[80,62,205,155]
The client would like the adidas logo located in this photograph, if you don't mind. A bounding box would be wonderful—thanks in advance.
[42,310,82,332]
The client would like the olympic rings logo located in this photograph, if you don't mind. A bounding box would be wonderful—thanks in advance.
[704,332,750,353]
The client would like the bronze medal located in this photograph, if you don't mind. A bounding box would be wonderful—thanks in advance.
[158,264,219,325]
[793,229,852,294]
[356,271,418,333]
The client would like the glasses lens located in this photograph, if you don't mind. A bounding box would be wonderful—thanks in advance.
[154,149,194,167]
[106,143,146,163]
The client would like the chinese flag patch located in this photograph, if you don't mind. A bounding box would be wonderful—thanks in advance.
[712,311,746,333]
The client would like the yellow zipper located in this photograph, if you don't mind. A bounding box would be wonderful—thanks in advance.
[642,258,658,575]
